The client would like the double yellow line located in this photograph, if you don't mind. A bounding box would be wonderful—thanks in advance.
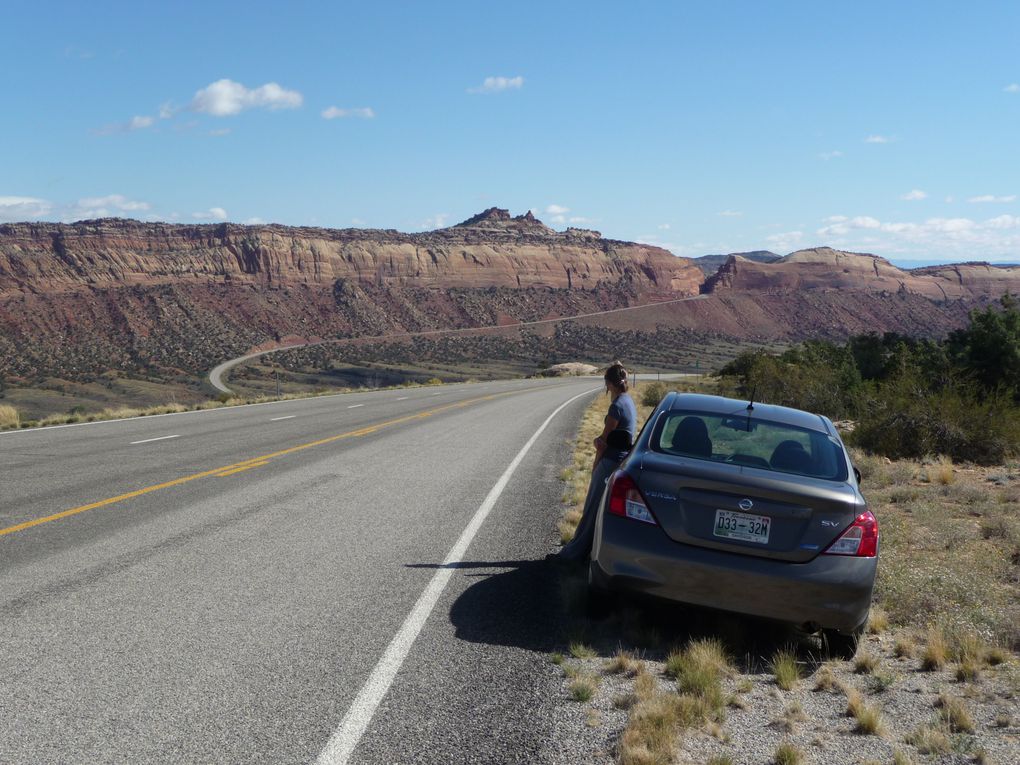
[0,392,505,539]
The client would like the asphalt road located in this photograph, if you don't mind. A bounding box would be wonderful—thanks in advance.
[0,378,602,763]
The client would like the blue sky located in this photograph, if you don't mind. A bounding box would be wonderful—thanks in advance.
[2,1,1018,264]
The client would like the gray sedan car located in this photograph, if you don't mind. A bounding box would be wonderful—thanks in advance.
[589,392,878,657]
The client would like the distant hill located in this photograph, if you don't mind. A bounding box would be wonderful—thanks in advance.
[694,250,781,276]
[2,215,1019,418]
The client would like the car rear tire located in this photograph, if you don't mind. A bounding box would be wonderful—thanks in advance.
[822,625,864,659]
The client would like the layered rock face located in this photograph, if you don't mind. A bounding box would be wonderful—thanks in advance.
[703,247,1020,300]
[0,209,703,380]
[0,208,702,298]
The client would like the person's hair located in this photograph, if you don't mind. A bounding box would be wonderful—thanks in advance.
[604,361,629,392]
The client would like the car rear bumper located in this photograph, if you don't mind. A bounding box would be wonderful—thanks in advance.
[591,514,877,633]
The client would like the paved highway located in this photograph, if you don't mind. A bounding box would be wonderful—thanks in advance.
[0,378,602,763]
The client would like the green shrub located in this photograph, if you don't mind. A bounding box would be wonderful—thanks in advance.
[640,381,670,407]
[851,377,1020,465]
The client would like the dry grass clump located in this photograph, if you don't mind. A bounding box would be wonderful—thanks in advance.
[893,635,917,659]
[773,701,808,733]
[935,692,975,733]
[854,652,879,674]
[905,722,951,755]
[665,638,731,717]
[812,663,839,691]
[558,509,582,544]
[617,691,685,765]
[569,674,599,702]
[845,689,885,735]
[0,404,20,429]
[773,741,804,765]
[921,627,948,671]
[771,648,801,691]
[867,608,889,634]
[706,756,735,765]
[569,641,597,660]
[605,650,643,676]
[892,749,915,765]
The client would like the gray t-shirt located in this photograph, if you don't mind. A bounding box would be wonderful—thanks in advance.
[603,392,638,463]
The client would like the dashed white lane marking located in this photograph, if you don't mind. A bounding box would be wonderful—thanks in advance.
[347,404,364,409]
[396,396,409,401]
[270,415,296,421]
[129,434,180,445]
[313,386,597,765]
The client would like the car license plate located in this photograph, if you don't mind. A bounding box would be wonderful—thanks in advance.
[713,509,771,544]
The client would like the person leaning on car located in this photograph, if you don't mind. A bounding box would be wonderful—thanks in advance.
[558,361,637,562]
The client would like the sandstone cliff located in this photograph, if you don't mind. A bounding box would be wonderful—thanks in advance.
[702,247,1020,300]
[0,208,703,298]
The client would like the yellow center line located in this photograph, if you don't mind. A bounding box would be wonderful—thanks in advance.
[215,461,270,477]
[0,391,514,538]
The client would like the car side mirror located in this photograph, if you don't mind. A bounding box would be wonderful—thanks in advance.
[853,466,862,485]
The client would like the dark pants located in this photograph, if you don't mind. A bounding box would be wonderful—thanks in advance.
[559,456,621,562]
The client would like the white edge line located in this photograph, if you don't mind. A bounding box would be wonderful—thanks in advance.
[314,385,598,765]
[396,396,409,401]
[129,434,181,445]
[270,415,297,421]
[347,404,364,409]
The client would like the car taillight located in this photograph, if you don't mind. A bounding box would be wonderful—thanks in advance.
[823,511,878,557]
[606,471,657,525]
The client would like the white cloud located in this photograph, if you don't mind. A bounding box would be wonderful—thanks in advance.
[191,79,303,116]
[568,216,593,225]
[351,217,367,226]
[818,150,843,160]
[813,211,1020,259]
[901,189,927,201]
[968,194,1016,203]
[128,115,155,130]
[717,210,743,217]
[244,216,266,225]
[865,135,893,144]
[192,207,228,221]
[321,106,376,119]
[0,196,53,221]
[945,196,955,203]
[420,214,449,230]
[765,230,804,253]
[1004,83,1020,93]
[986,215,1020,229]
[543,204,570,224]
[468,76,524,94]
[158,102,176,119]
[78,194,150,212]
[95,114,158,135]
[657,223,671,230]
[62,194,151,220]
[209,128,231,136]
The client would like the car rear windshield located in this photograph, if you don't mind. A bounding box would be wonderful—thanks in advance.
[652,409,848,481]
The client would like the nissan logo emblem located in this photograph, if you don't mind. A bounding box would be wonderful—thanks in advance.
[738,499,754,511]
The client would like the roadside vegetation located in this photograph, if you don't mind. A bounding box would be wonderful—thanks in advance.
[554,368,1020,763]
[718,295,1020,464]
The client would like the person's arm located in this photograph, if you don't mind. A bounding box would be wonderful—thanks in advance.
[593,414,620,468]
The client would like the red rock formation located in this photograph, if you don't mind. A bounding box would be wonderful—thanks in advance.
[702,247,1020,300]
[0,213,703,299]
